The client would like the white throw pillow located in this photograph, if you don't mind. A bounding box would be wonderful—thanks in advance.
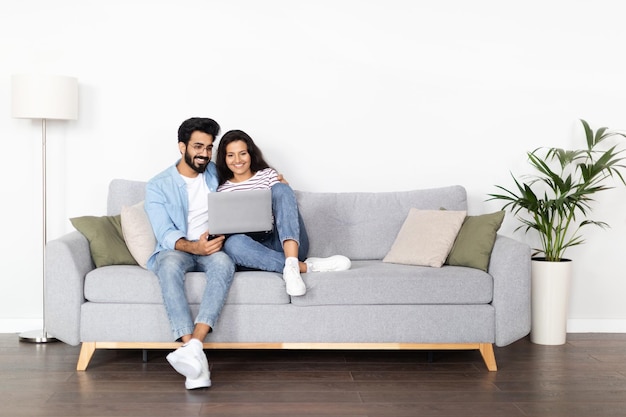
[121,201,156,269]
[383,208,467,268]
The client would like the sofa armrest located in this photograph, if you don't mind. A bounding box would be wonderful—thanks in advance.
[488,235,531,347]
[45,231,94,346]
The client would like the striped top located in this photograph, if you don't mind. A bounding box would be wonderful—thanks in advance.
[217,168,280,192]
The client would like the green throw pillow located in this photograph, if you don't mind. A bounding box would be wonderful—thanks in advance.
[70,215,138,268]
[446,211,505,272]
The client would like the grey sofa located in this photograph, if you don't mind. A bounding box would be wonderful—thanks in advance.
[46,179,531,372]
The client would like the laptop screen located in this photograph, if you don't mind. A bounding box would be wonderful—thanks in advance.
[206,189,273,235]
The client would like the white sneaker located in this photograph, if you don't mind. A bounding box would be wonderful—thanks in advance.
[283,264,306,296]
[185,350,211,390]
[305,255,352,272]
[166,339,204,379]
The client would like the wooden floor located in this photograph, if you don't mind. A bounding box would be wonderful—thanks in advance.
[2,333,626,417]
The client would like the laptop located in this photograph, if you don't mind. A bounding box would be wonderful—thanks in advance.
[206,189,273,235]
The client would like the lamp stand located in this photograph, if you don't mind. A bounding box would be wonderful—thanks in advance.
[19,119,57,344]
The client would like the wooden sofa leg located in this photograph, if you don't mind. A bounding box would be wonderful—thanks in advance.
[77,342,96,371]
[479,343,497,371]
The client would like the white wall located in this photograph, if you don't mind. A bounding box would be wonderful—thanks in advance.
[1,0,625,333]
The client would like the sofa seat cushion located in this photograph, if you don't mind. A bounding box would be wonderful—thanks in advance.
[84,266,290,305]
[83,261,492,307]
[292,260,493,307]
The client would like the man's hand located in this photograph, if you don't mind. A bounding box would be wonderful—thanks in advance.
[198,232,226,255]
[175,232,225,256]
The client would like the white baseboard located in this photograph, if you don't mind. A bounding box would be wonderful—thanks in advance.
[0,319,43,334]
[567,319,626,333]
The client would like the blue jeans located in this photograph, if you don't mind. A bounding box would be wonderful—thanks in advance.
[150,249,235,340]
[223,183,309,273]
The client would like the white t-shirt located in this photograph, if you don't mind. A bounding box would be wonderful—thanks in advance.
[182,173,210,241]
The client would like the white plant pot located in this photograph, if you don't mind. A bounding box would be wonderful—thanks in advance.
[530,258,572,345]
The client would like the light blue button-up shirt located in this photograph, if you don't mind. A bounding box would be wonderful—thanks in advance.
[144,160,219,270]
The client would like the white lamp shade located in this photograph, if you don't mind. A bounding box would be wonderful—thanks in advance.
[12,74,78,120]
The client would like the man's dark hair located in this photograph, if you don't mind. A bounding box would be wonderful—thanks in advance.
[177,117,221,144]
[216,129,271,184]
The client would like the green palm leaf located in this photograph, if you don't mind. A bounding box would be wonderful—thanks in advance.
[488,119,626,261]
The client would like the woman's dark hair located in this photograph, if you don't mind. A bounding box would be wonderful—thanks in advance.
[216,129,271,184]
[178,117,220,145]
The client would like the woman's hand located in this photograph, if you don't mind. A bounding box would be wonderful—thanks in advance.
[277,173,289,185]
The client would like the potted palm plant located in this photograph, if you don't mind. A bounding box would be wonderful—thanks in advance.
[489,119,626,345]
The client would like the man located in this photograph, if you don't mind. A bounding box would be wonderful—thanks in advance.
[145,117,235,390]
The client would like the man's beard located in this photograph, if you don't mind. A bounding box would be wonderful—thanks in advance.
[185,151,209,174]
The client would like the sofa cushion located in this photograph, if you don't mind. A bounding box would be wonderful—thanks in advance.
[295,186,467,261]
[70,215,137,267]
[446,211,505,272]
[105,181,468,261]
[84,261,492,308]
[84,267,290,305]
[107,179,147,215]
[291,260,493,307]
[121,201,156,269]
[382,208,466,267]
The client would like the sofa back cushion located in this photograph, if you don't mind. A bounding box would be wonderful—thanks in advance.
[106,180,468,261]
[296,186,467,260]
[108,179,147,215]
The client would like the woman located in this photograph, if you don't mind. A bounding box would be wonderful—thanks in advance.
[216,129,350,296]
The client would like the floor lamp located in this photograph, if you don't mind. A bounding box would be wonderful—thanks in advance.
[11,74,78,343]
